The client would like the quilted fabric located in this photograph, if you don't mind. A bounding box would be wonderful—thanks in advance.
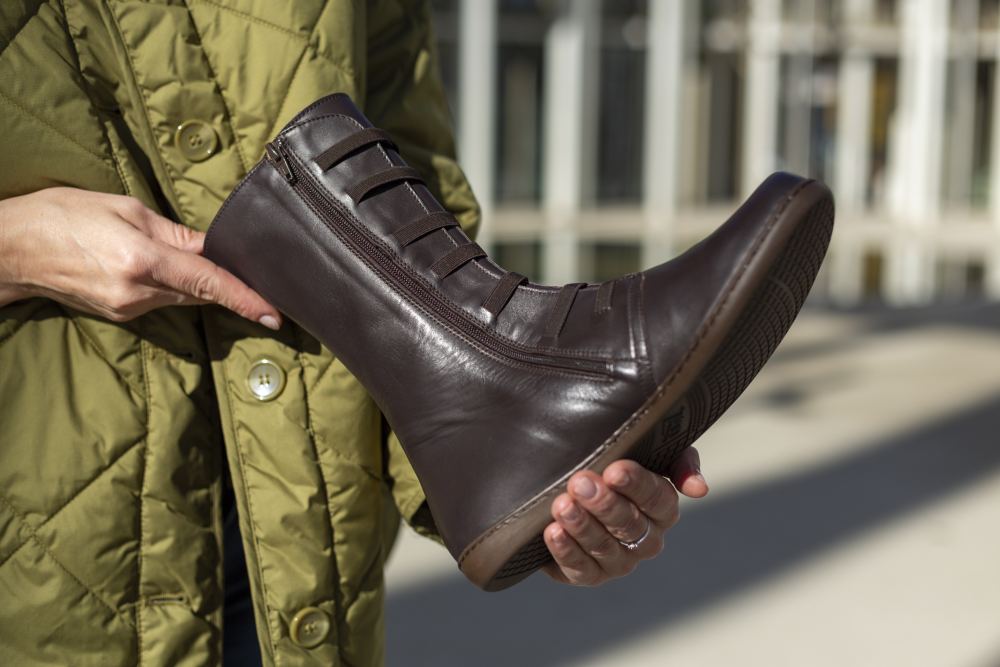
[0,1,478,665]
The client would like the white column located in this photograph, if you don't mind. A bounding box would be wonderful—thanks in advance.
[742,0,782,196]
[835,0,874,214]
[641,0,686,268]
[989,4,1000,297]
[783,0,817,176]
[945,0,978,207]
[830,0,874,304]
[458,0,497,250]
[885,0,949,304]
[542,0,601,285]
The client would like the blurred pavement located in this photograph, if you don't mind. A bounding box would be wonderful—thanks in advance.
[384,302,1000,667]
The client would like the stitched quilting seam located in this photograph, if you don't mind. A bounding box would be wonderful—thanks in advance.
[262,0,334,147]
[0,435,144,570]
[103,1,192,229]
[136,338,152,667]
[59,0,133,199]
[187,0,354,82]
[0,492,136,628]
[219,365,278,660]
[181,0,251,173]
[187,0,309,41]
[0,0,44,62]
[265,41,308,155]
[293,329,346,658]
[64,312,144,397]
[0,88,113,167]
[305,354,336,395]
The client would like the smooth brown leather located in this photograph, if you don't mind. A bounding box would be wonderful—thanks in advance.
[205,93,831,586]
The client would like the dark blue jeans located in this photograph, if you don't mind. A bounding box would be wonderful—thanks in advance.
[222,470,263,667]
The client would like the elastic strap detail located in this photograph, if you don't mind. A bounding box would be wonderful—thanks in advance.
[482,272,527,318]
[430,242,487,278]
[347,166,424,202]
[544,282,586,339]
[595,279,615,314]
[392,211,458,246]
[313,127,397,170]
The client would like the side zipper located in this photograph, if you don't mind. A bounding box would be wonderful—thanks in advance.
[266,140,613,379]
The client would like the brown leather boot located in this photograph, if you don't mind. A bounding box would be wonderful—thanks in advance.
[205,94,834,591]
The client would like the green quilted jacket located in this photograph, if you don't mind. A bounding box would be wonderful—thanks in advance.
[0,1,479,665]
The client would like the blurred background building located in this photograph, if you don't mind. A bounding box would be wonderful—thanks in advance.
[428,0,1000,305]
[384,3,1000,666]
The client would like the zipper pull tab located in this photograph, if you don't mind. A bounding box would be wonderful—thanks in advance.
[265,141,296,184]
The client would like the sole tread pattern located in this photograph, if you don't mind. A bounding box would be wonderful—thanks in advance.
[488,196,834,587]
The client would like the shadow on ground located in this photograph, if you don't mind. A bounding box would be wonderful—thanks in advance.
[386,388,1000,666]
[772,301,1000,367]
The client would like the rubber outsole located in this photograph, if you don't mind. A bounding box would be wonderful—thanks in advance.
[460,181,835,591]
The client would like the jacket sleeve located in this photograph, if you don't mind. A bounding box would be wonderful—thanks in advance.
[366,0,480,544]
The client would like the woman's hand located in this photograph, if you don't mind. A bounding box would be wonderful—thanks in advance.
[543,447,708,586]
[0,187,280,328]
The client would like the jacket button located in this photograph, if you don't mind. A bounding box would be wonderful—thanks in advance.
[246,358,285,401]
[174,120,219,162]
[290,606,330,648]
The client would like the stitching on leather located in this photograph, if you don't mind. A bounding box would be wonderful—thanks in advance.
[277,112,364,137]
[277,113,486,277]
[287,96,350,126]
[329,115,433,219]
[287,151,614,382]
[634,272,657,394]
[0,493,137,628]
[624,273,636,358]
[0,435,145,570]
[279,125,617,362]
[248,115,620,361]
[458,179,816,567]
[350,117,616,342]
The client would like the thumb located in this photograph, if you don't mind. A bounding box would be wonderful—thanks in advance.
[668,447,709,499]
[149,246,282,330]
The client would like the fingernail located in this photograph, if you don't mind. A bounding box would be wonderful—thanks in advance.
[608,468,630,488]
[259,315,280,331]
[560,502,581,522]
[572,477,597,499]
